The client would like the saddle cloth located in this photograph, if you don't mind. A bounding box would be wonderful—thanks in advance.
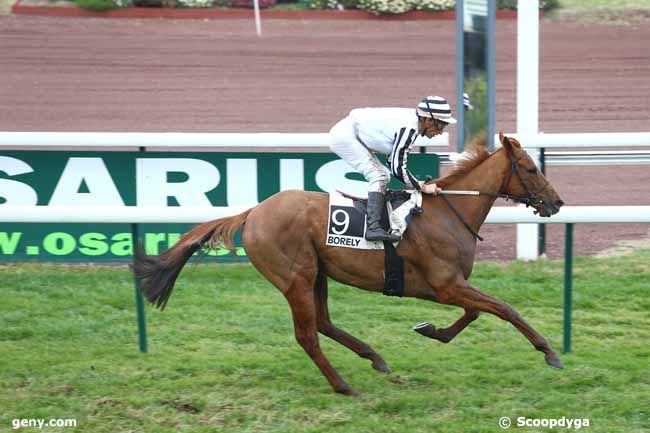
[325,190,422,250]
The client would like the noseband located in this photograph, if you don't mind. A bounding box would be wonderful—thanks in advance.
[498,150,549,208]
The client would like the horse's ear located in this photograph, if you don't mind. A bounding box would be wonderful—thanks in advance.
[500,133,521,154]
[500,132,513,153]
[508,136,522,149]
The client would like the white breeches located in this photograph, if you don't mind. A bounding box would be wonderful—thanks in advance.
[328,116,391,193]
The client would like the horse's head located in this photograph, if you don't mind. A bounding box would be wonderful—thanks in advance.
[499,133,564,217]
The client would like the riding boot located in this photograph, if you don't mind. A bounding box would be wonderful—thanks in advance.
[365,192,400,242]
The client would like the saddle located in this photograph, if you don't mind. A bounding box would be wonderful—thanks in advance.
[332,189,424,297]
[337,189,423,235]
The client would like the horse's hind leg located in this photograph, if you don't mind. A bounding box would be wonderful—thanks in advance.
[284,275,358,396]
[441,281,563,369]
[242,197,357,395]
[414,309,480,343]
[313,271,390,374]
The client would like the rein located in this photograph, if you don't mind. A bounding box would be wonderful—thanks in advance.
[439,194,484,241]
[435,149,548,242]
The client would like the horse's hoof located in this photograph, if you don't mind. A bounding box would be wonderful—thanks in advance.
[413,322,435,338]
[336,386,360,397]
[545,353,564,369]
[372,359,391,374]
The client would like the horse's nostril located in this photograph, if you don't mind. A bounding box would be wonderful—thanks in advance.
[555,200,565,207]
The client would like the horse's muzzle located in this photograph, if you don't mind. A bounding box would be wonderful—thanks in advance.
[535,199,564,217]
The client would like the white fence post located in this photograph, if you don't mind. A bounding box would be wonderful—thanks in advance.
[516,0,540,260]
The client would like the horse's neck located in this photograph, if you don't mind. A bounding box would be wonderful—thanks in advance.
[443,149,510,232]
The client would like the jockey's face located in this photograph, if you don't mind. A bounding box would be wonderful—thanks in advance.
[418,116,445,138]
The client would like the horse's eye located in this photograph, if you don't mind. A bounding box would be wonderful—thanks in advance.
[527,168,537,174]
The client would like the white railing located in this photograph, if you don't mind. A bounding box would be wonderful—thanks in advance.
[499,132,650,148]
[2,130,649,262]
[486,206,650,224]
[2,131,649,150]
[2,205,649,224]
[0,205,251,223]
[0,132,335,148]
[440,150,650,166]
[0,131,448,148]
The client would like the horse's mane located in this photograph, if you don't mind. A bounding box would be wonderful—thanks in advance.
[432,132,492,188]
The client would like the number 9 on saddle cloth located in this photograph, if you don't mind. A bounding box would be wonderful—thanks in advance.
[326,189,424,297]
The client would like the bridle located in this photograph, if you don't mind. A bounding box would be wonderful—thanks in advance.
[495,148,550,208]
[438,146,550,242]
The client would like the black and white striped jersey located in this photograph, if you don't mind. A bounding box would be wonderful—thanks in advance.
[347,107,422,190]
[387,126,421,190]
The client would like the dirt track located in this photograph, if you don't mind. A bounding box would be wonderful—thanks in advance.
[0,14,649,260]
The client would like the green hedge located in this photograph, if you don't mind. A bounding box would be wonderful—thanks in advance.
[76,0,560,14]
[74,0,119,10]
[305,0,559,15]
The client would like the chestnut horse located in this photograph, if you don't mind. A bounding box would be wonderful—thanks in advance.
[134,133,565,396]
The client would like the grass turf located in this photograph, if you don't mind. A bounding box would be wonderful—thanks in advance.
[1,251,649,432]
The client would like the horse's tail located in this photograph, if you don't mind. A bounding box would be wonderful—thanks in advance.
[133,208,253,310]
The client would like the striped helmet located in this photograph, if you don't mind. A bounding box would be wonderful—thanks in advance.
[463,92,474,110]
[416,95,457,124]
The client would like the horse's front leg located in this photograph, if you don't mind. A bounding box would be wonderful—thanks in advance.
[413,309,479,343]
[436,281,563,369]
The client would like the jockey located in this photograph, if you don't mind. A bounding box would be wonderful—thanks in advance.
[329,95,456,242]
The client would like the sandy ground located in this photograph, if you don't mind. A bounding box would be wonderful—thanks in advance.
[0,14,649,260]
[1,16,649,134]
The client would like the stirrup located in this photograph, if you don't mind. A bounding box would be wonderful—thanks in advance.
[365,228,400,242]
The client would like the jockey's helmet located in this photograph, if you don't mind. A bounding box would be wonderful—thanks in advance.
[416,96,457,124]
[463,92,474,110]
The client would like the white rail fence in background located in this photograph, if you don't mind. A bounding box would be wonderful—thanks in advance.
[2,131,649,167]
[1,205,650,225]
[2,131,650,149]
[2,131,649,261]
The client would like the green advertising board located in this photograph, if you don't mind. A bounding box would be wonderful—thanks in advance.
[0,151,439,262]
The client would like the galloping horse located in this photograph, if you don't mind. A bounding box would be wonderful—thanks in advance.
[134,133,565,396]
